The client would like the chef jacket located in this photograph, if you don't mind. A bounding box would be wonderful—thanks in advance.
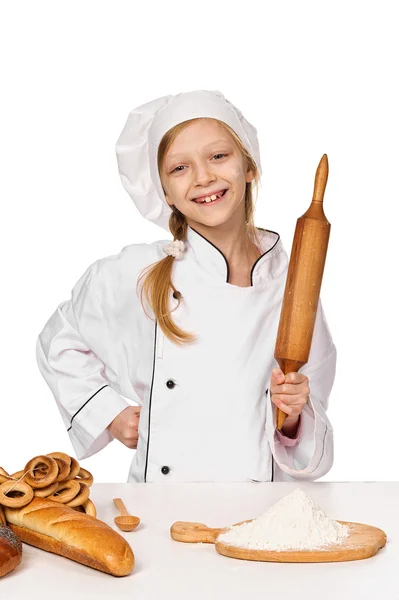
[36,225,336,483]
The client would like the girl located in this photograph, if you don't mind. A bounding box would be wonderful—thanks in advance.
[36,90,336,483]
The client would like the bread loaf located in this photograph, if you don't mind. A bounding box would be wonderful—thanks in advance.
[0,525,22,578]
[4,497,134,576]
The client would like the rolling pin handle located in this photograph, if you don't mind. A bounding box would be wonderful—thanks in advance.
[312,154,329,204]
[274,359,305,430]
[276,407,288,430]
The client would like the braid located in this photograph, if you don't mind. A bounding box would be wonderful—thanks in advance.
[169,206,188,242]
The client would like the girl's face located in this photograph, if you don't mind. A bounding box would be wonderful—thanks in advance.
[160,119,255,230]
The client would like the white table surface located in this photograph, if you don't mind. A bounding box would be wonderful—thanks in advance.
[2,482,396,599]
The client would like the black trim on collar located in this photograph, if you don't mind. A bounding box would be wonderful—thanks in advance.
[250,229,280,286]
[67,384,109,432]
[144,320,158,482]
[188,225,280,286]
[188,226,230,282]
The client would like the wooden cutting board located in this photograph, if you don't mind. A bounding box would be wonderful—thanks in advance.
[170,519,387,563]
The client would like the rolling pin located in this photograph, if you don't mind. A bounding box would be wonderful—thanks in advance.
[275,154,330,430]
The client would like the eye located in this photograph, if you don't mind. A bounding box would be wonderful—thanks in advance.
[170,165,185,173]
[212,153,228,160]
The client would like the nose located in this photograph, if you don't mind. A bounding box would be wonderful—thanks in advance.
[192,161,216,187]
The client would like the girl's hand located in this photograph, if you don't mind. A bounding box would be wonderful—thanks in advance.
[270,368,310,432]
[108,406,142,449]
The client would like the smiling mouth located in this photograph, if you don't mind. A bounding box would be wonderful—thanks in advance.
[192,189,228,204]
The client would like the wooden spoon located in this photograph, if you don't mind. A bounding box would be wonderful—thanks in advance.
[113,498,140,532]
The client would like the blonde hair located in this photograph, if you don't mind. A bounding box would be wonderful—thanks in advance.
[137,117,262,345]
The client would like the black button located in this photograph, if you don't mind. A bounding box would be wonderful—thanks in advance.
[172,290,180,299]
[166,380,176,389]
[161,466,170,475]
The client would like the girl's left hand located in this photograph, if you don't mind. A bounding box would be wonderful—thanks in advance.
[270,368,310,419]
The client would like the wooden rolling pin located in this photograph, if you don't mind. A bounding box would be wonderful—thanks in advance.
[275,154,330,430]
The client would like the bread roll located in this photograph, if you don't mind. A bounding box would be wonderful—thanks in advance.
[0,525,22,578]
[4,497,134,576]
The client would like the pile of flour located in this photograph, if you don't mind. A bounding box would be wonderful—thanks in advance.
[217,488,350,551]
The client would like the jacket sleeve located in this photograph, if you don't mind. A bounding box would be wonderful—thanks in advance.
[266,298,336,481]
[36,263,131,460]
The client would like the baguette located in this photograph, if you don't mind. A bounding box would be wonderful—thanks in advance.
[4,497,134,576]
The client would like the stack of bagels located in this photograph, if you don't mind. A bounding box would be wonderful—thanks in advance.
[0,453,134,577]
[0,453,96,516]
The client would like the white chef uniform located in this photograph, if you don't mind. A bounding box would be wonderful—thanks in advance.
[36,89,336,483]
[36,223,336,483]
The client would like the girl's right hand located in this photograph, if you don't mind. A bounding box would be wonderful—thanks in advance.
[108,406,142,449]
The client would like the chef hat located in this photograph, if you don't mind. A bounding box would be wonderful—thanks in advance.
[115,89,262,232]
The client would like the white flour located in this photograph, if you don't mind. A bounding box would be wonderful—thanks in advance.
[217,488,350,551]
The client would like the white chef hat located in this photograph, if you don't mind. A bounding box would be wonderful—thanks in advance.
[115,89,262,232]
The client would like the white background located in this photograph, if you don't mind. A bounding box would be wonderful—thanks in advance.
[0,1,397,483]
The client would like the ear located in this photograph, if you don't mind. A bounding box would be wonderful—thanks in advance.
[245,168,256,184]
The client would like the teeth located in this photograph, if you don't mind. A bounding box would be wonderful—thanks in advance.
[196,192,223,204]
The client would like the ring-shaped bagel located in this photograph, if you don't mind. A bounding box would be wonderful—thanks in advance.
[0,468,10,485]
[24,456,58,489]
[81,498,97,518]
[9,470,26,481]
[48,480,80,504]
[66,457,80,480]
[75,467,94,487]
[34,482,59,498]
[47,452,71,467]
[0,480,34,508]
[0,503,6,525]
[66,481,90,508]
[52,459,70,483]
